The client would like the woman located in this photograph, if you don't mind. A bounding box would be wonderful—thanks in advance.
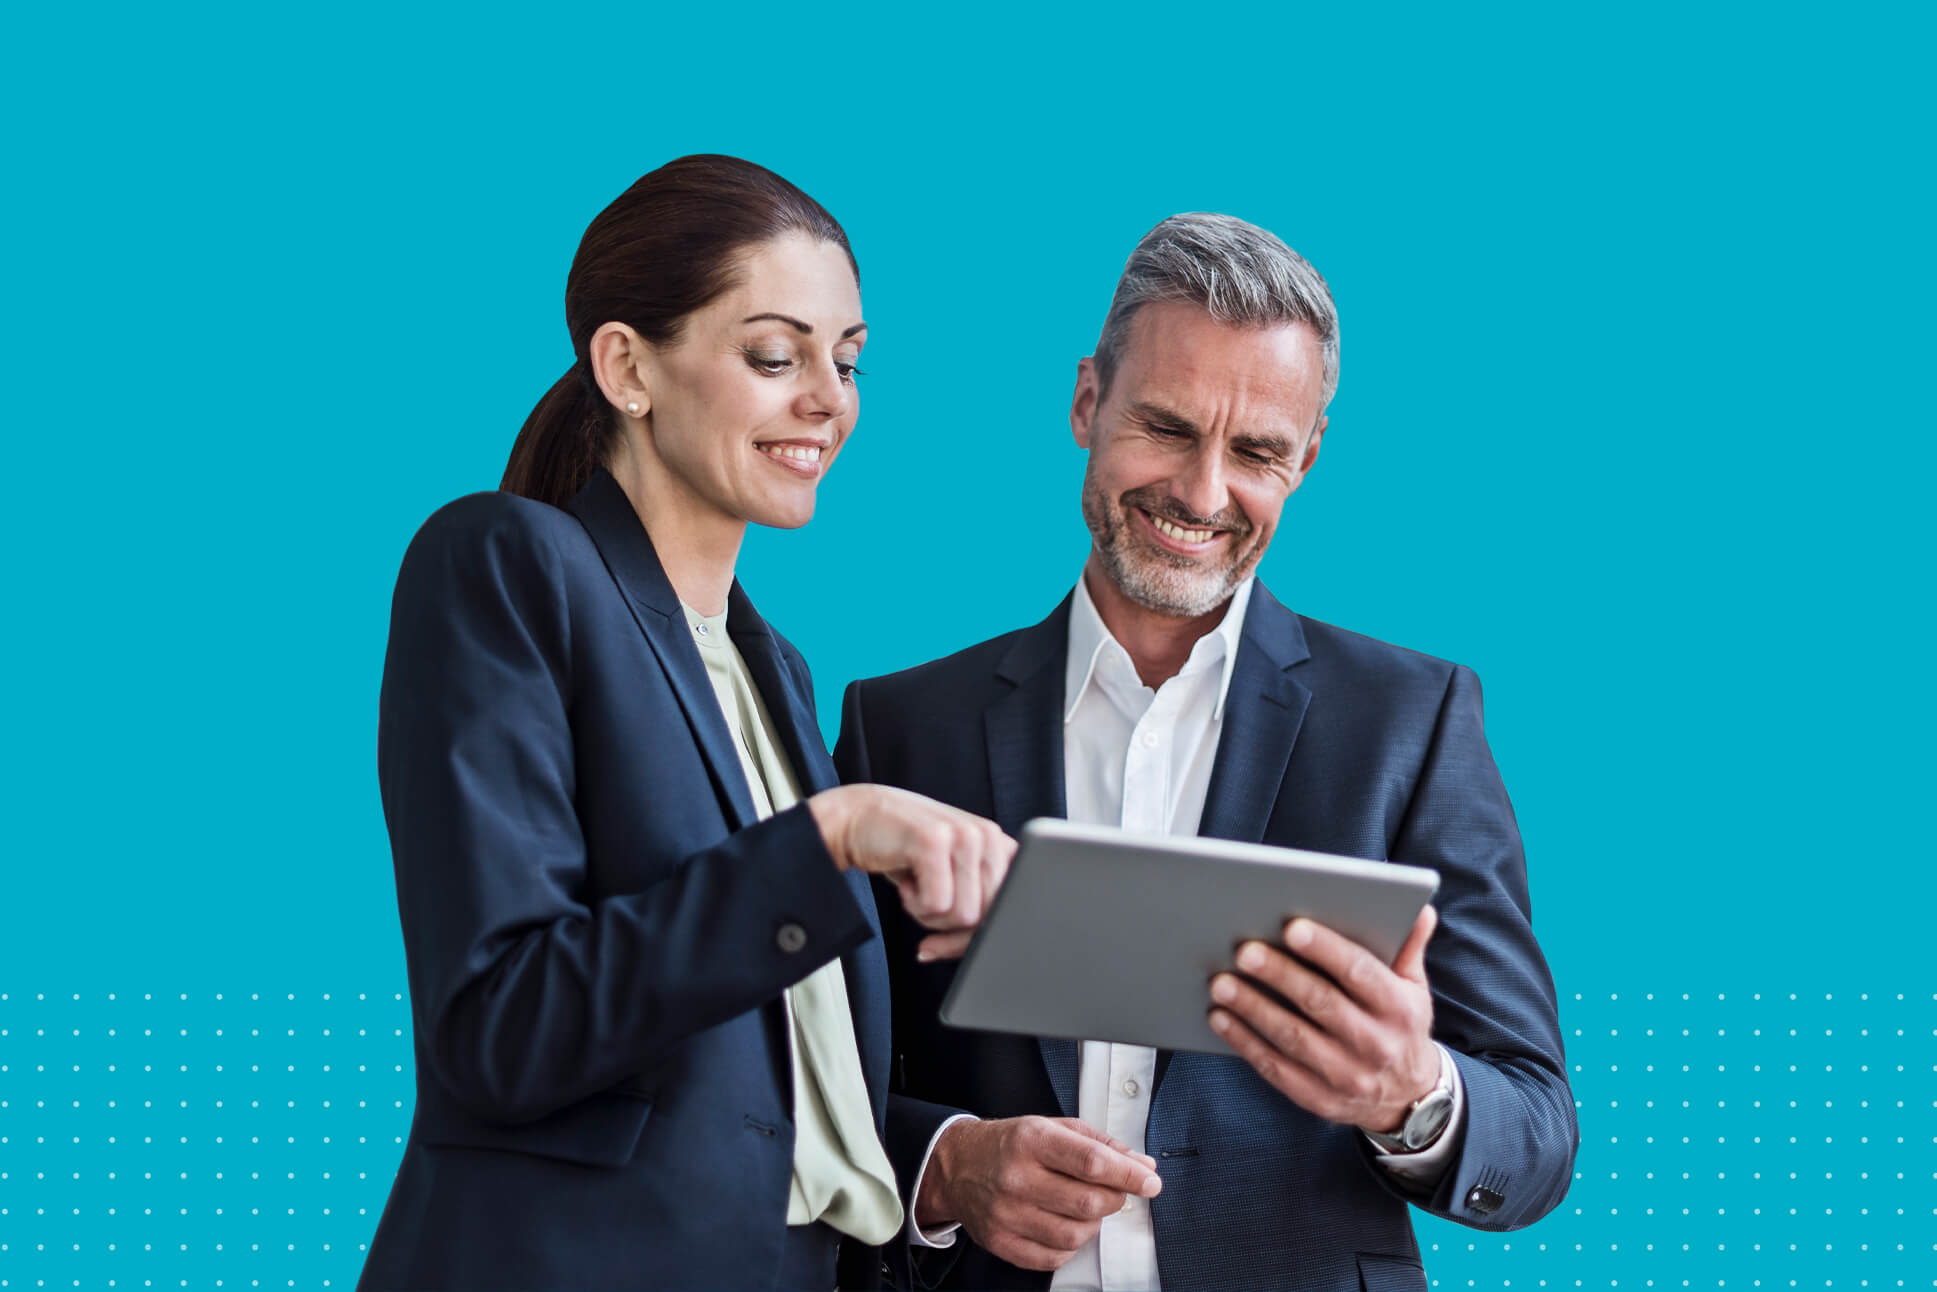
[360,155,1012,1291]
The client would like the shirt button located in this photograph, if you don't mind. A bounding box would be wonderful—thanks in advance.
[1139,730,1160,749]
[1120,1196,1136,1214]
[1121,1078,1141,1098]
[776,923,808,954]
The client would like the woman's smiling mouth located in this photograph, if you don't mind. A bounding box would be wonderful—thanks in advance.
[755,441,825,475]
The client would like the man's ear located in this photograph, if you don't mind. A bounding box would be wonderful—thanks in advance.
[1071,357,1102,449]
[589,321,653,420]
[1299,414,1327,475]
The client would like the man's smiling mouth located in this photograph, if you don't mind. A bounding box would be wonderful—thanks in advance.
[1140,507,1225,545]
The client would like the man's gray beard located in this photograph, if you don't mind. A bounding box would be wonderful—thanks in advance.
[1080,473,1255,619]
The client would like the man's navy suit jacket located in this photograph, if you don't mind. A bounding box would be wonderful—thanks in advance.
[833,584,1577,1292]
[360,470,893,1291]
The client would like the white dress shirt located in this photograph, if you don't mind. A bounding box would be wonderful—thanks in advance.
[912,575,1464,1287]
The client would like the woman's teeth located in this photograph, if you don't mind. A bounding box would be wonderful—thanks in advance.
[1150,513,1215,543]
[757,444,822,463]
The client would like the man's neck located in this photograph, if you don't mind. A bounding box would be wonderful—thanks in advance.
[1081,555,1232,691]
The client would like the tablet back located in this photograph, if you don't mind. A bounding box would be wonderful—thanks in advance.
[939,818,1440,1055]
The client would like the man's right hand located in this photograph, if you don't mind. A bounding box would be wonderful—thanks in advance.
[916,1116,1163,1272]
[805,784,1015,960]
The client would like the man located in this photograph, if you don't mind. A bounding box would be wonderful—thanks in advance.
[839,214,1577,1291]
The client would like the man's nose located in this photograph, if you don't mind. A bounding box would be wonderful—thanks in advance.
[1170,446,1229,522]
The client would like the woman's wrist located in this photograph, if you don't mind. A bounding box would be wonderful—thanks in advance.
[805,786,856,870]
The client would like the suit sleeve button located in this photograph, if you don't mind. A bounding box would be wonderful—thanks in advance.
[1466,1184,1504,1215]
[776,923,808,953]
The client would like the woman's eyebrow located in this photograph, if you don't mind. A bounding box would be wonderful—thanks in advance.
[742,312,867,339]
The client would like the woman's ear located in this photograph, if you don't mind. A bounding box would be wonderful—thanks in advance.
[589,322,652,420]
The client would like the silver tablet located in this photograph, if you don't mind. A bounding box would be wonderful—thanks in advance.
[939,818,1440,1056]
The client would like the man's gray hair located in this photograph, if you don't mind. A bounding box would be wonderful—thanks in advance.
[1092,212,1340,409]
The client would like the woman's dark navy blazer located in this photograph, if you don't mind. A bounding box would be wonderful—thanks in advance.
[358,469,890,1290]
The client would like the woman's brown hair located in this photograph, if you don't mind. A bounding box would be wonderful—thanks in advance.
[500,155,859,507]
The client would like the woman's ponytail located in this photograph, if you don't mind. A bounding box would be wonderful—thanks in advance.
[500,362,605,508]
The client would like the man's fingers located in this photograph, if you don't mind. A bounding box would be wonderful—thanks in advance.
[1279,917,1407,1016]
[1392,904,1437,984]
[1209,1005,1341,1120]
[1208,970,1358,1092]
[1230,940,1380,1057]
[1036,1123,1162,1196]
[1025,1171,1133,1223]
[1058,1116,1157,1169]
[916,927,975,961]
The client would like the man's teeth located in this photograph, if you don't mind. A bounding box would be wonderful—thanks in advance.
[1150,514,1215,543]
[757,444,822,463]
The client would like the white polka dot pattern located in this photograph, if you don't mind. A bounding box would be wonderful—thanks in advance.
[0,987,1931,1286]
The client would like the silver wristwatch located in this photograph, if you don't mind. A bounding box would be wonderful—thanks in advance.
[1364,1045,1456,1153]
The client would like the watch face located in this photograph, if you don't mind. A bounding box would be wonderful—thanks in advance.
[1404,1091,1455,1150]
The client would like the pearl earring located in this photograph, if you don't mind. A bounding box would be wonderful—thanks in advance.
[626,401,641,416]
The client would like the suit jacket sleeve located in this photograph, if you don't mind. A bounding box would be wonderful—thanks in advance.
[835,679,972,1289]
[377,500,871,1125]
[1377,663,1579,1229]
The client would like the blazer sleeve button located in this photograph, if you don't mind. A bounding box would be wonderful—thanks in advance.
[776,922,808,954]
[1466,1184,1504,1215]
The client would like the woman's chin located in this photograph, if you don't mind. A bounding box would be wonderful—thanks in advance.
[743,495,818,531]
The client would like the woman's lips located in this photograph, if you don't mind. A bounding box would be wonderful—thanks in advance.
[754,441,824,476]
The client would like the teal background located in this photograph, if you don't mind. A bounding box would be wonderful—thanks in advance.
[3,3,1931,1287]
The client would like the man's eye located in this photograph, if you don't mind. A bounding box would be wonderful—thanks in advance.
[1148,424,1188,439]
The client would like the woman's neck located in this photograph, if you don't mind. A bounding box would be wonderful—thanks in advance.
[607,445,745,617]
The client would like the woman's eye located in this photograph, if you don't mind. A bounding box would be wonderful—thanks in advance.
[744,351,793,375]
[835,361,865,384]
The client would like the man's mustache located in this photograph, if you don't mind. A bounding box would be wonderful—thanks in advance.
[1120,488,1250,536]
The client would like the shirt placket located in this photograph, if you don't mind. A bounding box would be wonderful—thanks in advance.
[1098,670,1174,1290]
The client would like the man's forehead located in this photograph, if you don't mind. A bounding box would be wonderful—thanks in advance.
[1118,305,1322,403]
[1115,311,1324,434]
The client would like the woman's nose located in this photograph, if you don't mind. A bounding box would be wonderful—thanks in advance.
[795,358,851,420]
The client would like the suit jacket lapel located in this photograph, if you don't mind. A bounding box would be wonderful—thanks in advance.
[984,598,1081,1117]
[1197,582,1313,846]
[567,470,758,831]
[725,581,838,796]
[1157,582,1312,1099]
[726,580,892,1118]
[985,598,1072,835]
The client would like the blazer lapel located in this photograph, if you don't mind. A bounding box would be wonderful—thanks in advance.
[1196,581,1313,846]
[1156,582,1312,1099]
[984,599,1081,1117]
[725,581,839,796]
[724,583,893,1114]
[567,471,758,832]
[985,598,1072,834]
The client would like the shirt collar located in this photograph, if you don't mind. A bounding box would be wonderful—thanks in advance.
[1063,574,1256,724]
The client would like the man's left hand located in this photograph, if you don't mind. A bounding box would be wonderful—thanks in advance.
[1207,904,1440,1137]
